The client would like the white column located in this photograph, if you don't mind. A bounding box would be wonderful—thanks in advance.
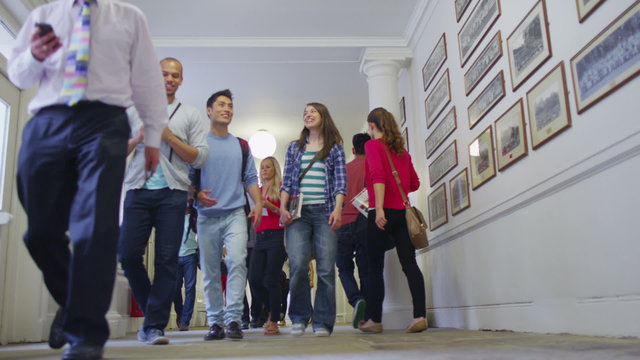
[360,48,415,330]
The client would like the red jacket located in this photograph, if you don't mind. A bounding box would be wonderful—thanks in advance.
[365,139,419,210]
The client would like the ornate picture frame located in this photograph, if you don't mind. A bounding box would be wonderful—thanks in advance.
[399,96,407,127]
[425,106,457,159]
[428,183,448,230]
[576,0,607,23]
[422,33,448,91]
[425,69,452,129]
[468,71,505,129]
[507,0,552,91]
[458,0,501,67]
[449,168,471,215]
[570,2,640,114]
[428,140,458,186]
[526,62,572,149]
[469,125,496,190]
[494,99,528,171]
[464,31,503,95]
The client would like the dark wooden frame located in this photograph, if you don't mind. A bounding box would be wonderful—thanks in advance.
[526,62,572,149]
[449,168,471,215]
[428,182,448,230]
[399,96,407,127]
[422,33,448,91]
[469,125,496,190]
[402,127,409,152]
[425,106,457,159]
[464,31,503,95]
[570,1,640,114]
[455,0,473,22]
[576,0,607,23]
[428,140,458,187]
[468,71,505,129]
[458,0,501,67]
[506,0,552,91]
[425,69,452,129]
[494,98,528,171]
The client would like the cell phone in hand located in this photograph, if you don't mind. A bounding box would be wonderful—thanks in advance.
[35,22,53,37]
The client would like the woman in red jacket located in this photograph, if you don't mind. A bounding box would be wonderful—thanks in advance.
[359,107,427,334]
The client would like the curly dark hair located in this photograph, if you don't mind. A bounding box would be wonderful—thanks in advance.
[367,107,405,154]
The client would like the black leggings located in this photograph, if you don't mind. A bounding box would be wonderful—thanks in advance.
[364,208,426,322]
[248,229,287,322]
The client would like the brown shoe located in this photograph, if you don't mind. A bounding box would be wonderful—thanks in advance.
[179,323,189,331]
[264,321,280,335]
[359,320,383,333]
[405,318,427,333]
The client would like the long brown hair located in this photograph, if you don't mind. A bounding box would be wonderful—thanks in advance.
[367,107,405,154]
[260,156,282,201]
[296,102,343,160]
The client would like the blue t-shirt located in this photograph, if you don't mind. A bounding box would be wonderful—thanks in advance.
[196,134,258,218]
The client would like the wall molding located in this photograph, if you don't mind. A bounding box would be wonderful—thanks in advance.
[419,128,640,254]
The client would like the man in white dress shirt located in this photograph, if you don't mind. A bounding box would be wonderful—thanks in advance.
[8,0,167,359]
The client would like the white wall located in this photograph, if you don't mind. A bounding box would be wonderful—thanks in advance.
[400,0,640,337]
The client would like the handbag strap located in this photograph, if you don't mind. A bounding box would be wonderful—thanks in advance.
[382,144,410,207]
[298,152,320,182]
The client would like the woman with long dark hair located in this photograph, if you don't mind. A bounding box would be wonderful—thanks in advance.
[359,107,427,334]
[279,102,346,337]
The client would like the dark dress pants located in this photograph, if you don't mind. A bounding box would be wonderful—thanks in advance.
[16,102,129,347]
[174,253,198,326]
[248,229,287,322]
[118,188,187,332]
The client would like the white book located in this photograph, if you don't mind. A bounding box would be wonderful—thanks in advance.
[350,188,369,218]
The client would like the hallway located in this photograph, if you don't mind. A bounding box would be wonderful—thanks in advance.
[1,325,639,360]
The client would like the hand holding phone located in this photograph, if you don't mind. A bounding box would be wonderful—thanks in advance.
[35,22,53,37]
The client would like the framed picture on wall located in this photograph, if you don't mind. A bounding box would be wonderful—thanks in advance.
[455,0,473,22]
[570,2,640,114]
[507,0,552,91]
[425,106,457,159]
[526,62,572,149]
[428,183,448,230]
[402,127,409,152]
[449,168,471,215]
[576,0,607,23]
[469,126,496,190]
[468,71,505,129]
[464,31,503,95]
[494,99,528,171]
[458,0,501,67]
[422,33,448,91]
[425,69,451,128]
[399,96,407,127]
[428,140,458,186]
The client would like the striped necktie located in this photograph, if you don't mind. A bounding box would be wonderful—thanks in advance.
[60,0,91,106]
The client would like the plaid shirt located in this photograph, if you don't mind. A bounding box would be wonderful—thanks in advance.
[280,140,347,217]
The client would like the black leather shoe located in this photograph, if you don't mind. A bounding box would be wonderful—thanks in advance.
[241,320,249,330]
[49,308,67,349]
[225,321,243,340]
[204,324,225,340]
[62,343,103,360]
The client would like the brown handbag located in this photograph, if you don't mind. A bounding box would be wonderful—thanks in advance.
[382,145,429,249]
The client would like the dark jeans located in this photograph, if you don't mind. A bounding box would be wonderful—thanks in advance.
[336,220,368,306]
[248,229,287,322]
[173,253,198,326]
[364,208,426,323]
[16,102,129,347]
[118,188,187,332]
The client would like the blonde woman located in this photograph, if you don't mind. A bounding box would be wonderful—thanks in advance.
[248,157,287,335]
[359,107,427,334]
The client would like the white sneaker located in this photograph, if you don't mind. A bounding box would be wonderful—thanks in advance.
[313,327,330,337]
[291,323,306,337]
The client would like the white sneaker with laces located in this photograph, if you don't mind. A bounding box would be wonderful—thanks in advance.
[291,323,306,337]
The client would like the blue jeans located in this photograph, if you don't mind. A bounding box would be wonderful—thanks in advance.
[336,220,368,306]
[118,188,187,332]
[285,204,337,332]
[174,253,198,326]
[198,208,248,326]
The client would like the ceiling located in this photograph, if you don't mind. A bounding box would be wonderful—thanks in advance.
[1,0,423,163]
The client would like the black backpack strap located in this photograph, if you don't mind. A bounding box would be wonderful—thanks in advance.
[238,137,251,216]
